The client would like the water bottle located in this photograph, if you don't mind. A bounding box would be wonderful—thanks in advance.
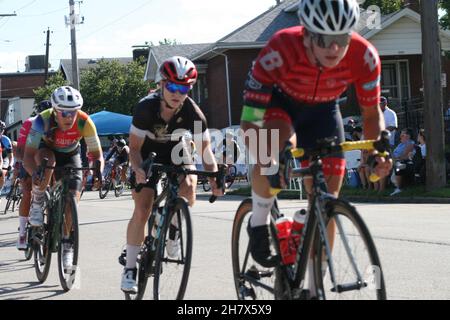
[275,216,295,265]
[291,209,306,249]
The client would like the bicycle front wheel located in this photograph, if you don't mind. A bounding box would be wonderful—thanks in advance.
[99,178,112,199]
[153,198,193,300]
[34,193,52,283]
[313,199,386,300]
[231,198,276,300]
[57,195,79,291]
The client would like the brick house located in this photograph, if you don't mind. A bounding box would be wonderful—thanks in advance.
[0,72,55,140]
[144,0,450,131]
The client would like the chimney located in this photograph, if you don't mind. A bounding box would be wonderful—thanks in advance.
[403,0,420,14]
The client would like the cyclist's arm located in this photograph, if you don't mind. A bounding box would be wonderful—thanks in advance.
[360,106,385,140]
[24,122,44,176]
[82,116,104,172]
[199,131,218,173]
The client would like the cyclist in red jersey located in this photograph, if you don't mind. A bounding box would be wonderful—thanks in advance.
[15,100,52,250]
[241,0,392,276]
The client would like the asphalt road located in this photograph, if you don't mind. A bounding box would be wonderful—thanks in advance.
[1,188,450,300]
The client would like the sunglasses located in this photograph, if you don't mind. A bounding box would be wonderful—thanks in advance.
[165,82,191,95]
[56,110,78,118]
[310,32,351,49]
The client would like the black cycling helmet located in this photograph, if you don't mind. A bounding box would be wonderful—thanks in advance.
[117,139,127,147]
[36,100,52,113]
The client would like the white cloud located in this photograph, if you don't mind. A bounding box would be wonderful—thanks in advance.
[0,51,28,73]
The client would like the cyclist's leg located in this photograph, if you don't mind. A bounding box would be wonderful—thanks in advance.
[17,165,32,249]
[121,172,158,292]
[242,101,295,268]
[29,148,56,226]
[178,164,197,207]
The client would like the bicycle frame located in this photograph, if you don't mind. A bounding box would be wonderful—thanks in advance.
[47,171,77,253]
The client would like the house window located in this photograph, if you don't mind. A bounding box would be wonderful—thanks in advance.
[381,60,411,101]
[192,74,207,105]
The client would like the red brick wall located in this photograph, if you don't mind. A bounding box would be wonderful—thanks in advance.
[0,74,47,120]
[204,49,261,129]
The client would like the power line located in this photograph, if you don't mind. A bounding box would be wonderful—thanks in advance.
[16,0,38,12]
[18,6,67,17]
[78,0,152,41]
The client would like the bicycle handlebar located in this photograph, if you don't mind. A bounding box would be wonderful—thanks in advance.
[136,153,225,203]
[36,158,102,184]
[270,130,392,195]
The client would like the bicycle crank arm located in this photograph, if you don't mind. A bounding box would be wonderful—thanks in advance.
[331,281,368,293]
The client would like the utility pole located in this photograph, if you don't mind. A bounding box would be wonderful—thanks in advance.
[421,0,446,190]
[44,28,52,83]
[68,0,80,89]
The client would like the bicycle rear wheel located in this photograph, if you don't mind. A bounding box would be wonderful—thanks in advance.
[153,198,192,300]
[3,187,13,215]
[313,199,386,300]
[58,195,79,291]
[231,198,277,300]
[34,193,52,283]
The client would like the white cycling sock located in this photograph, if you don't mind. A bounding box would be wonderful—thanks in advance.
[19,216,28,236]
[250,191,274,227]
[125,245,141,270]
[31,186,45,205]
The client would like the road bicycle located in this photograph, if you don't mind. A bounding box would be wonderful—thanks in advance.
[121,154,225,300]
[231,132,390,300]
[2,169,22,215]
[32,158,101,291]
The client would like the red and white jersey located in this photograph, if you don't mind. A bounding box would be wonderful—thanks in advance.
[244,26,381,108]
[17,116,36,150]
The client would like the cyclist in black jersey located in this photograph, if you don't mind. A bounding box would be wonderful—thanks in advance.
[121,56,223,294]
[105,138,130,183]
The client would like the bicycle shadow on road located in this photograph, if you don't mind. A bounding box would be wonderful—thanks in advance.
[0,259,35,274]
[0,281,65,300]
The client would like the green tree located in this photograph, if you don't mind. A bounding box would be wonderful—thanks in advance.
[439,0,450,30]
[360,0,403,14]
[33,71,68,106]
[80,58,151,115]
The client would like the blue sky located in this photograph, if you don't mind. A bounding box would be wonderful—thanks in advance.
[0,0,277,73]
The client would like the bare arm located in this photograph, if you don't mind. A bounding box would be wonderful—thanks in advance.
[129,133,147,184]
[361,105,385,140]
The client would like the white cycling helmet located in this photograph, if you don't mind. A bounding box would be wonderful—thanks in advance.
[298,0,360,35]
[51,86,83,111]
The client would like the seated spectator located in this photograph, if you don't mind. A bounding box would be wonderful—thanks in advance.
[413,129,426,184]
[344,119,356,141]
[390,128,416,196]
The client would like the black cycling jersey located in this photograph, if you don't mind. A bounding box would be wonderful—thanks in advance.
[106,146,129,163]
[130,92,208,163]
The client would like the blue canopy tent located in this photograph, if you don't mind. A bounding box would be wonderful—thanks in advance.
[90,111,132,136]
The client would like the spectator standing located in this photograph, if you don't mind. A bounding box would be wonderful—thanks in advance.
[380,96,398,148]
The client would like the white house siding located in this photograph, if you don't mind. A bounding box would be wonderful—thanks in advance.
[370,16,423,55]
